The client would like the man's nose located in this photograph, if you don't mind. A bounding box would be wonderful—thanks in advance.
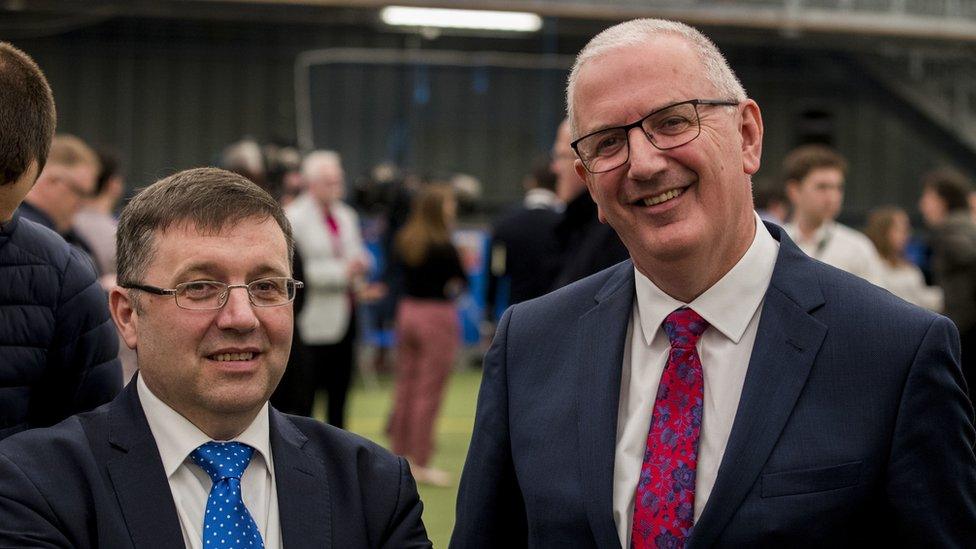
[215,287,259,333]
[626,127,669,179]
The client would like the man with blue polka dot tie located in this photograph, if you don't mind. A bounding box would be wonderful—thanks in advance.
[0,169,431,548]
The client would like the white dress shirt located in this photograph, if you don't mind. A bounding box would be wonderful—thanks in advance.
[137,377,283,549]
[613,214,779,548]
[784,220,885,287]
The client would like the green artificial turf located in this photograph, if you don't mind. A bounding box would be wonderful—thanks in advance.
[329,366,482,548]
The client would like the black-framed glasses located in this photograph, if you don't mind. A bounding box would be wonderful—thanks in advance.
[121,277,304,310]
[571,98,739,174]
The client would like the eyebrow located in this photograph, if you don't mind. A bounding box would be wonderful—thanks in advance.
[172,262,290,282]
[581,100,674,137]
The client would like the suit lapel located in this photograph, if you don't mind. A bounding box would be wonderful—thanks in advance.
[689,225,828,548]
[271,410,332,549]
[577,263,635,549]
[105,382,185,548]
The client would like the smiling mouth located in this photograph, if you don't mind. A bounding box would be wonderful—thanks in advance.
[209,352,256,362]
[640,187,686,207]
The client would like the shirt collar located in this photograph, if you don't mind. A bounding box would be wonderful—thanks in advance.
[634,213,779,346]
[785,219,834,248]
[137,375,273,478]
[523,188,560,210]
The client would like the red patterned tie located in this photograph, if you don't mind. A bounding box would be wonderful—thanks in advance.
[631,307,709,549]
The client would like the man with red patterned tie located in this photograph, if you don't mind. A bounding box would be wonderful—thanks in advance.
[452,18,976,548]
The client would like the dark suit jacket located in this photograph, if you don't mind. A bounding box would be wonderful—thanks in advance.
[0,381,431,548]
[551,191,629,291]
[452,223,976,548]
[488,203,561,312]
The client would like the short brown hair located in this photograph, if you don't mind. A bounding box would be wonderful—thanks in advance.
[923,168,972,213]
[782,144,848,185]
[116,167,294,287]
[0,42,56,186]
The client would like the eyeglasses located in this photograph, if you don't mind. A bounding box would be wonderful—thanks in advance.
[571,99,739,174]
[121,277,304,310]
[52,175,95,199]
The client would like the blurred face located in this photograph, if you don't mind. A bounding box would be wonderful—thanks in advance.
[571,36,762,270]
[787,167,844,226]
[919,187,947,227]
[111,217,293,435]
[308,161,345,207]
[31,162,97,230]
[888,212,911,254]
[552,120,584,202]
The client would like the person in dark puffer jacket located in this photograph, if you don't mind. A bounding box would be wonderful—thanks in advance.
[0,42,121,440]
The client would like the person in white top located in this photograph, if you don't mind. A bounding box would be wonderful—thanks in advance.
[0,167,430,548]
[781,144,886,286]
[286,150,371,429]
[863,205,943,312]
[453,17,976,548]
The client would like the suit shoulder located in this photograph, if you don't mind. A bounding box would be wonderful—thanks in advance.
[807,255,940,327]
[283,414,402,469]
[514,260,631,315]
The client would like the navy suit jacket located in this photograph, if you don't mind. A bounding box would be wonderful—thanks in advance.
[452,223,976,547]
[0,381,431,548]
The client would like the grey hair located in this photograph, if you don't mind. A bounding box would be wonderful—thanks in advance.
[566,19,747,137]
[301,150,342,180]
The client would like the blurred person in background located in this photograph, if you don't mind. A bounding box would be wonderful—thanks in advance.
[74,147,125,285]
[0,42,120,440]
[287,150,369,428]
[864,205,943,311]
[221,138,266,189]
[487,157,562,316]
[550,118,629,289]
[390,183,466,487]
[74,147,138,383]
[19,133,102,273]
[783,144,885,286]
[753,183,789,225]
[919,168,976,400]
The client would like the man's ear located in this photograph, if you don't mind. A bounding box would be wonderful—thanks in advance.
[577,159,608,224]
[739,100,763,176]
[109,287,138,351]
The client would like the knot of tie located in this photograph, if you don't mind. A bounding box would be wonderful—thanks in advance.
[663,307,709,349]
[190,441,254,482]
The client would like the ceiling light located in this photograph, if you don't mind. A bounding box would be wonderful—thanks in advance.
[380,6,542,32]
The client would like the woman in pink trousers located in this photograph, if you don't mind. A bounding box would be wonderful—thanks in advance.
[390,183,466,486]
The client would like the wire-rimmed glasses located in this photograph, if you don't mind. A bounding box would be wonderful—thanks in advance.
[121,277,304,310]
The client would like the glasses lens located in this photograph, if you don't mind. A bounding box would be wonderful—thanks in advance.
[175,281,227,310]
[643,102,700,149]
[248,277,294,306]
[577,128,629,173]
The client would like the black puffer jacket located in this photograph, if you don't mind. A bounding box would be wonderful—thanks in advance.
[0,213,121,440]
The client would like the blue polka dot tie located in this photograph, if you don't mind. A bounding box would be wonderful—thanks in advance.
[190,441,265,548]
